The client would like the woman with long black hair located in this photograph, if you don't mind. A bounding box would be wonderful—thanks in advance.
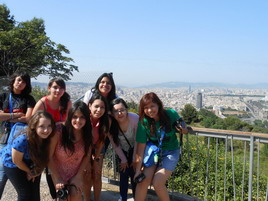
[0,72,36,199]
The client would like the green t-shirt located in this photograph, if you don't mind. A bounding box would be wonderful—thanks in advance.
[136,109,180,151]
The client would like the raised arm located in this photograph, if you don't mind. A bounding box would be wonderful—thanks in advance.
[134,142,146,178]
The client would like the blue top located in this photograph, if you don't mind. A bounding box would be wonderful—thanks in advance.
[0,133,30,168]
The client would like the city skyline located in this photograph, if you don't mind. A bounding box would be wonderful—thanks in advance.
[3,1,268,87]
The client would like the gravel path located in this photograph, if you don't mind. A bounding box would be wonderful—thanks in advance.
[1,174,157,201]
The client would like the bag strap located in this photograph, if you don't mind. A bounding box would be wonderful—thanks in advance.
[118,126,132,149]
[40,99,47,111]
[9,93,14,127]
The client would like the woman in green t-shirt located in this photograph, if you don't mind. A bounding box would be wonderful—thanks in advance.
[134,92,188,201]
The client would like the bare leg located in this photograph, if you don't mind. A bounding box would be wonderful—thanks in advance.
[69,185,83,201]
[92,156,104,201]
[134,166,156,201]
[152,168,172,201]
[83,167,92,201]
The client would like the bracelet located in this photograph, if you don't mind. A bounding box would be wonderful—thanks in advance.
[10,113,13,120]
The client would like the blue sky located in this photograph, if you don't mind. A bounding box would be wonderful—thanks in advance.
[2,0,268,87]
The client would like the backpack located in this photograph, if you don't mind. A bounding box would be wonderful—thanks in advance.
[7,122,28,145]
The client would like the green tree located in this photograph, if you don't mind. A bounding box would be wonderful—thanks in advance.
[126,100,138,114]
[0,4,78,80]
[223,116,245,130]
[31,86,48,101]
[181,104,198,124]
[198,109,219,128]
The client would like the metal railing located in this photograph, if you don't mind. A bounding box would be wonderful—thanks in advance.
[103,127,268,201]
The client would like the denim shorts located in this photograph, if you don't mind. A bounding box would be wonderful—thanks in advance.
[158,149,180,171]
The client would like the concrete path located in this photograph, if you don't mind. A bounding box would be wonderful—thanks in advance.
[1,174,138,201]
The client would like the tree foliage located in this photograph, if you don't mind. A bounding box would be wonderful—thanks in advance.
[31,86,48,101]
[0,4,78,80]
[181,104,198,124]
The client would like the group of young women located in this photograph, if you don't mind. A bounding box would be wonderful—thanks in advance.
[0,71,188,201]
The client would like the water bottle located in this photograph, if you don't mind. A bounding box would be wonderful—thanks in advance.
[154,154,158,163]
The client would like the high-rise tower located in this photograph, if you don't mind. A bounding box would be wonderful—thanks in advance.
[196,92,202,109]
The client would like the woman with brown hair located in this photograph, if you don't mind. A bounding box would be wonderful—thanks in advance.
[32,77,72,199]
[134,92,188,201]
[0,111,56,201]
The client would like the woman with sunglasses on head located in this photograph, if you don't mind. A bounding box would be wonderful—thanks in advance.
[110,98,139,201]
[134,92,188,201]
[0,72,36,199]
[32,78,72,200]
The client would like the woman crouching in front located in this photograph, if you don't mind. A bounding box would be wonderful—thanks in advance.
[134,92,188,201]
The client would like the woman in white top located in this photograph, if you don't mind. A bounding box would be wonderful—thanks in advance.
[110,98,138,201]
[83,72,117,105]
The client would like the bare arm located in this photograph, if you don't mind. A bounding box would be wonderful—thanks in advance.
[107,133,127,163]
[0,112,24,122]
[10,107,34,123]
[94,141,104,159]
[31,99,45,116]
[134,142,146,177]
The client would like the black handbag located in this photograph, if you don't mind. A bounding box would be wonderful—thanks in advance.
[0,122,11,144]
[0,93,14,144]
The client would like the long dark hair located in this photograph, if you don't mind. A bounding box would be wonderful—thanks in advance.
[9,72,32,95]
[139,92,171,135]
[88,93,109,143]
[91,72,116,103]
[109,98,129,146]
[48,78,70,115]
[62,101,92,155]
[28,111,56,172]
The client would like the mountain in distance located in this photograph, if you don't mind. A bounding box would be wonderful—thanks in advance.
[32,81,95,88]
[136,81,268,89]
[32,81,268,89]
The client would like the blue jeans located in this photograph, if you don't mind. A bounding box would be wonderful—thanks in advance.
[4,166,41,201]
[0,144,8,199]
[119,166,136,201]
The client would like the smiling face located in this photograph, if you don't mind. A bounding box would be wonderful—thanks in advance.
[98,77,112,97]
[89,99,106,120]
[48,82,65,99]
[112,103,128,123]
[36,117,53,139]
[71,110,86,131]
[12,76,26,94]
[144,101,160,121]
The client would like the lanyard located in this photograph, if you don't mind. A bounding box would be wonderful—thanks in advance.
[9,93,14,127]
[157,128,165,148]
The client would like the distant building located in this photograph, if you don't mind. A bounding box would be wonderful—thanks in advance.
[188,85,191,93]
[196,92,202,109]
